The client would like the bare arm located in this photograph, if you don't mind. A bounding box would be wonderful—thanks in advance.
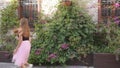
[29,37,32,43]
[15,31,23,51]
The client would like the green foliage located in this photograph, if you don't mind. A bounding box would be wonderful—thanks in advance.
[0,0,18,51]
[29,1,95,65]
[0,0,18,34]
[0,35,17,52]
[93,23,120,53]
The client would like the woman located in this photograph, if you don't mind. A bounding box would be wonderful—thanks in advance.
[12,17,33,68]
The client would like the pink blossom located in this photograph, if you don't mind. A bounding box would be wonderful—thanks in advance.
[49,53,57,58]
[115,3,119,8]
[47,53,57,61]
[115,20,120,24]
[61,43,69,50]
[35,48,42,55]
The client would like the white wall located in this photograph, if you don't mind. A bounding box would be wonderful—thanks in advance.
[86,0,98,23]
[41,0,59,18]
[41,0,98,23]
[77,0,98,23]
[0,0,98,22]
[0,0,11,10]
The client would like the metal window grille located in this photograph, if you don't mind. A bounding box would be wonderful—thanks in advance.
[20,0,38,27]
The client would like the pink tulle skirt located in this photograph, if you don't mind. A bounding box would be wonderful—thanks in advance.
[12,41,31,66]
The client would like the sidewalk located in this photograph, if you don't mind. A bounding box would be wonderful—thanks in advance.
[0,62,94,68]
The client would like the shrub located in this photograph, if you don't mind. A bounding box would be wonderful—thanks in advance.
[93,23,120,53]
[0,0,18,51]
[29,1,95,65]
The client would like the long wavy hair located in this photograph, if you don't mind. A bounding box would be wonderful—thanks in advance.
[20,17,30,37]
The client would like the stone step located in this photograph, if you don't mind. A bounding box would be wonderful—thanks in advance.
[34,66,94,68]
[0,62,94,68]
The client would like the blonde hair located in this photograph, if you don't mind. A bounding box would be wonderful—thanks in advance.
[20,17,30,37]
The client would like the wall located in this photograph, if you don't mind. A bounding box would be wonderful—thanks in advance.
[0,0,98,22]
[87,0,98,23]
[78,0,98,23]
[41,0,98,23]
[0,0,11,10]
[41,0,59,18]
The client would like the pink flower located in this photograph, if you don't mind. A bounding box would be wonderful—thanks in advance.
[47,53,57,61]
[61,43,69,50]
[35,48,42,55]
[114,17,119,20]
[114,17,120,24]
[115,20,120,24]
[115,3,120,8]
[49,53,57,58]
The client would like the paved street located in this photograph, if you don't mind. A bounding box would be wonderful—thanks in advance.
[0,62,94,68]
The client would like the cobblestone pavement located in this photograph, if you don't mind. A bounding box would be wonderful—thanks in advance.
[0,62,94,68]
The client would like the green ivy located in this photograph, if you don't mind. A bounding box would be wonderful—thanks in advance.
[93,23,120,53]
[29,1,95,65]
[0,0,18,51]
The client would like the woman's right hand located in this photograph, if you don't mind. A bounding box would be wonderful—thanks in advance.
[13,49,17,55]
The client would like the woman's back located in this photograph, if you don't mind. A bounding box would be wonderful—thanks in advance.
[19,17,30,40]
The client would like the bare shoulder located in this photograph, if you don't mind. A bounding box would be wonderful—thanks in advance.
[18,27,22,31]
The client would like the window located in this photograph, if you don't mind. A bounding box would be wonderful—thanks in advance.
[99,0,120,24]
[20,0,38,19]
[19,0,38,27]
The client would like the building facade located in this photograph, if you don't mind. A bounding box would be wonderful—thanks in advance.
[2,0,120,24]
[98,0,120,24]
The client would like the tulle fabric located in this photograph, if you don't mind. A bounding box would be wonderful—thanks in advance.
[12,41,31,66]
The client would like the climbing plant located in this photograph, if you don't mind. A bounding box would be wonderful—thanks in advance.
[0,0,18,51]
[29,1,95,65]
